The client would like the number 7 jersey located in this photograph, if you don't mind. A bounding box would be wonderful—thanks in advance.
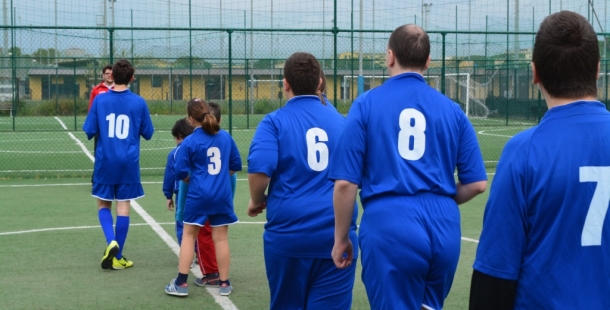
[82,89,155,184]
[474,100,610,308]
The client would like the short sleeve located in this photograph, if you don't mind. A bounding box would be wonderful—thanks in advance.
[139,99,155,140]
[473,137,529,280]
[328,95,367,185]
[229,137,242,172]
[456,113,487,184]
[82,98,99,139]
[247,115,278,177]
[173,143,190,181]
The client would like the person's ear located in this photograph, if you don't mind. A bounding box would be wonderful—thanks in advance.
[386,48,395,68]
[423,55,431,71]
[531,62,539,85]
[283,78,291,92]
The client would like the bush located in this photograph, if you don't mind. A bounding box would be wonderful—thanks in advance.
[254,100,279,114]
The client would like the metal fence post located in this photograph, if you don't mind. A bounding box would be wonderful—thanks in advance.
[441,32,446,95]
[228,30,233,135]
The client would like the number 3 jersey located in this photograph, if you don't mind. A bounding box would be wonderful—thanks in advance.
[174,127,242,215]
[328,73,487,205]
[248,95,359,258]
[474,100,610,308]
[83,89,155,184]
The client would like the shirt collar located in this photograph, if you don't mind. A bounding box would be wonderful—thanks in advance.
[540,100,605,123]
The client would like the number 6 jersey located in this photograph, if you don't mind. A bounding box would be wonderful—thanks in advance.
[83,89,155,184]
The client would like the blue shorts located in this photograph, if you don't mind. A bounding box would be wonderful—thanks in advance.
[92,183,144,201]
[360,194,461,310]
[264,249,356,310]
[183,212,239,227]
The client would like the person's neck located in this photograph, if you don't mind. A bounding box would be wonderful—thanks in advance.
[113,84,128,91]
[545,95,597,109]
[103,81,114,88]
[387,66,424,78]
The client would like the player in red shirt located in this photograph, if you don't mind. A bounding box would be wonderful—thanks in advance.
[88,65,114,111]
[89,65,114,184]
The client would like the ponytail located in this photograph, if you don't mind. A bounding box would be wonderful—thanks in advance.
[201,113,220,134]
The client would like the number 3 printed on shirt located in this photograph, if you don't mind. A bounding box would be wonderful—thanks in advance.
[306,128,329,172]
[208,147,221,175]
[106,113,130,139]
[398,108,426,160]
[580,166,610,246]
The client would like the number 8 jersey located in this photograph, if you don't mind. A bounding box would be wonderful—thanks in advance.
[328,72,487,205]
[83,89,155,184]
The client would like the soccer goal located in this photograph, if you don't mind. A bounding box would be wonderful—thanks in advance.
[427,73,491,118]
[341,75,388,100]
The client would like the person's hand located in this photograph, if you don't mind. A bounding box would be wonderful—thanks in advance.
[167,199,175,211]
[247,198,267,217]
[332,238,353,269]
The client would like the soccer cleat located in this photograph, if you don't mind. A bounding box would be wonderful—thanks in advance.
[194,273,220,287]
[219,282,233,296]
[100,241,119,270]
[165,278,188,297]
[111,256,133,270]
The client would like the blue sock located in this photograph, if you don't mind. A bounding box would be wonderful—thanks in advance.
[115,215,130,259]
[176,272,188,286]
[98,208,115,244]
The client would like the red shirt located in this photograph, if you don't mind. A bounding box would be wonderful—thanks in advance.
[88,82,114,112]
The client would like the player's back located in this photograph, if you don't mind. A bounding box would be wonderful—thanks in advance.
[510,100,610,308]
[176,128,241,215]
[352,72,483,204]
[84,89,154,184]
[249,95,358,257]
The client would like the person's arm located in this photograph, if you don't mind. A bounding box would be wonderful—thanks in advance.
[469,269,517,310]
[454,180,487,205]
[247,173,270,217]
[332,179,358,269]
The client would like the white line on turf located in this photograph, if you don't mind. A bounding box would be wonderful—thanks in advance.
[53,116,239,310]
[129,200,239,309]
[0,179,251,187]
[54,116,68,130]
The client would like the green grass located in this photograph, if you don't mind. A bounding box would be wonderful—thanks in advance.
[0,115,516,308]
[0,174,490,309]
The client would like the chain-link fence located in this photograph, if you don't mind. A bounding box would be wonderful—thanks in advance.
[1,1,609,179]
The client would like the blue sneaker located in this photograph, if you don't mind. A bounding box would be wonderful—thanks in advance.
[219,282,233,296]
[165,278,188,297]
[194,273,220,287]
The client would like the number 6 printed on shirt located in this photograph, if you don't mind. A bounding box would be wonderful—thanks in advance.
[306,128,329,172]
[580,166,610,246]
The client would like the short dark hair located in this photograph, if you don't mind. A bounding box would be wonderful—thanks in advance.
[111,59,135,85]
[388,24,430,70]
[283,52,321,96]
[533,11,599,98]
[317,69,327,105]
[187,98,219,135]
[171,118,194,140]
[208,102,222,123]
[101,65,112,75]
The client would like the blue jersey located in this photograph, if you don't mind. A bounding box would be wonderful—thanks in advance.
[83,89,154,184]
[328,73,487,205]
[174,127,241,216]
[248,95,359,258]
[162,147,179,199]
[474,100,610,308]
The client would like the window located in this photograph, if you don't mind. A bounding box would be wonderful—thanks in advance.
[152,76,162,88]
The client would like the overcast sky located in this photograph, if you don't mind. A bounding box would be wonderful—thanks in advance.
[3,0,608,59]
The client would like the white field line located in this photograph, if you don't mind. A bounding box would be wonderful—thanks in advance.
[51,117,239,310]
[0,180,250,188]
[54,116,68,130]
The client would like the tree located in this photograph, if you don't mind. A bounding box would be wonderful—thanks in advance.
[32,48,59,65]
[173,56,212,69]
[253,59,283,69]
